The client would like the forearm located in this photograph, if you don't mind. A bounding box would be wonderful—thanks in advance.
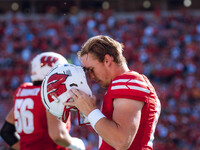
[48,123,85,150]
[87,109,136,150]
[49,128,71,147]
[95,117,134,150]
[54,136,71,147]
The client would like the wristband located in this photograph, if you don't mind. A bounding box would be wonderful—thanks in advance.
[68,137,85,150]
[87,109,106,129]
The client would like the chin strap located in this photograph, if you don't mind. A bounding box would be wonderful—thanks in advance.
[77,109,90,126]
[62,106,70,123]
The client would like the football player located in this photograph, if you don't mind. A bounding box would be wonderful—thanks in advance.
[65,35,161,150]
[0,52,85,150]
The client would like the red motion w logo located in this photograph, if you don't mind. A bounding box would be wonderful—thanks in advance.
[41,56,58,67]
[47,74,69,103]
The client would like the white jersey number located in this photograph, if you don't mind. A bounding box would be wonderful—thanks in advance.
[14,98,34,134]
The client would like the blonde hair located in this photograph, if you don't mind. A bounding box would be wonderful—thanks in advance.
[78,35,127,65]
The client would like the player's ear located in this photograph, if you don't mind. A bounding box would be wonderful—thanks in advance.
[104,54,113,66]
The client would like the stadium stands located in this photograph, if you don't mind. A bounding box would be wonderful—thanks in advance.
[0,10,200,149]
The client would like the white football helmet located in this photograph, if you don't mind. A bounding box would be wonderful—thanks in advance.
[31,52,68,82]
[41,64,92,125]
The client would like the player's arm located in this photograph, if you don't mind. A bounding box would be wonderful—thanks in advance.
[66,88,144,149]
[0,108,20,150]
[91,98,144,150]
[46,111,71,147]
[46,111,85,150]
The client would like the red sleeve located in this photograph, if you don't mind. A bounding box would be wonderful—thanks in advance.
[110,73,151,103]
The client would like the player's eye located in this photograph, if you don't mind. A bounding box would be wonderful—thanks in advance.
[83,67,94,73]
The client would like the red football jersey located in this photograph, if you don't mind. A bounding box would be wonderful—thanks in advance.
[13,82,70,150]
[99,71,161,150]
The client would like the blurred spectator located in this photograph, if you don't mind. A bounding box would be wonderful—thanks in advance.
[0,10,200,149]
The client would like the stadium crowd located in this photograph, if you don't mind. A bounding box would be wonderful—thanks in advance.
[0,10,200,150]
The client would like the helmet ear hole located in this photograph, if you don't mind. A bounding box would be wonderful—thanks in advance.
[70,83,78,87]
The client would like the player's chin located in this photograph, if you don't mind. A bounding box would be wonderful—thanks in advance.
[99,81,109,89]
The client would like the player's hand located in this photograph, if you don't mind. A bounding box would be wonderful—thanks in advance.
[63,88,97,116]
